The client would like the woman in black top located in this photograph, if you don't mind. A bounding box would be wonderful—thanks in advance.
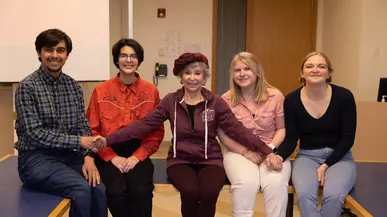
[275,52,357,217]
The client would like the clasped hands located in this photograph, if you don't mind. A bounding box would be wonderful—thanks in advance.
[81,135,107,152]
[111,156,140,173]
[243,150,283,171]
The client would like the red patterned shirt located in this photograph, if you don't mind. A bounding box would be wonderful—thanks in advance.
[86,73,164,161]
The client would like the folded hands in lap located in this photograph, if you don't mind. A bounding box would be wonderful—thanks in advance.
[111,156,140,173]
[265,153,283,171]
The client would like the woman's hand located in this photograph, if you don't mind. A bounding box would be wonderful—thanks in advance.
[242,150,263,165]
[111,156,128,173]
[266,153,283,171]
[123,156,140,172]
[317,163,329,186]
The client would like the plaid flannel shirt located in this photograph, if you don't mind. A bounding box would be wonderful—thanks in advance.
[14,67,91,152]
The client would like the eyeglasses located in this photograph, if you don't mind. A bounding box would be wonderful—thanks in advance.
[119,53,138,60]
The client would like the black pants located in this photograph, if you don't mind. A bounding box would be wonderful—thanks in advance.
[95,140,154,217]
[167,164,226,217]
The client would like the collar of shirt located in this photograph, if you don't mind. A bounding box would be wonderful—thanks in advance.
[114,72,141,94]
[39,66,65,84]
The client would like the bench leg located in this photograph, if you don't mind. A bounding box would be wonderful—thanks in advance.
[286,193,294,217]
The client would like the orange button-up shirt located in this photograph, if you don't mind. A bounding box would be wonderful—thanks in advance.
[86,73,164,162]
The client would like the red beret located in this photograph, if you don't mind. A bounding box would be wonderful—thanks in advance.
[173,52,209,76]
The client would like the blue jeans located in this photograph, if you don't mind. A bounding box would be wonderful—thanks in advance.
[292,148,356,217]
[18,149,108,217]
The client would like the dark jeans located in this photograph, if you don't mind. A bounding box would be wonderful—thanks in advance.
[167,164,226,217]
[18,149,108,217]
[95,139,154,217]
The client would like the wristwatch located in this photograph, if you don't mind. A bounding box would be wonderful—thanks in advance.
[83,150,96,158]
[268,143,277,153]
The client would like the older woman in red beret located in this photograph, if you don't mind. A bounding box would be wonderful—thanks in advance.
[99,52,276,217]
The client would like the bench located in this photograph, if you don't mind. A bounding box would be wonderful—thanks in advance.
[0,154,70,217]
[2,154,370,217]
[152,158,380,217]
[151,158,295,217]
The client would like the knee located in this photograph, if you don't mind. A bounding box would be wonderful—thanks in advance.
[129,184,154,200]
[93,182,106,198]
[105,184,126,200]
[71,181,92,201]
[296,189,318,203]
[262,178,288,191]
[231,179,259,194]
[322,189,346,204]
[180,188,199,202]
[199,188,221,203]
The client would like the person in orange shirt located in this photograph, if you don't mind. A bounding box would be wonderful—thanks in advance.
[86,38,164,217]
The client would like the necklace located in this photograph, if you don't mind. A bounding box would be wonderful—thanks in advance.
[243,96,258,118]
[242,95,255,104]
[185,97,203,102]
[242,94,257,118]
[184,94,203,103]
[313,89,331,104]
[304,85,331,104]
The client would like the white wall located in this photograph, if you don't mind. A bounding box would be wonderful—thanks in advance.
[0,0,110,82]
[317,0,387,101]
[358,0,387,100]
[133,0,213,141]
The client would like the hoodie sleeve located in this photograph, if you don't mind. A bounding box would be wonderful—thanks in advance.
[216,95,273,155]
[106,94,171,146]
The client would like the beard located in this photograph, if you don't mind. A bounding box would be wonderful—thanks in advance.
[47,65,63,73]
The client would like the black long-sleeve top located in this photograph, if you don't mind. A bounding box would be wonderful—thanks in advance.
[276,84,357,167]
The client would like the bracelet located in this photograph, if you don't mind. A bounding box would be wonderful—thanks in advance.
[83,150,95,158]
[268,143,277,153]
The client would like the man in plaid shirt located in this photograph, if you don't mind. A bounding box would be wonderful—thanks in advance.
[15,29,108,217]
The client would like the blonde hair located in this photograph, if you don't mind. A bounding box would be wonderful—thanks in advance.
[299,52,334,85]
[229,52,274,105]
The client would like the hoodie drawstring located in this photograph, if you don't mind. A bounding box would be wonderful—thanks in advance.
[173,100,178,158]
[204,100,208,159]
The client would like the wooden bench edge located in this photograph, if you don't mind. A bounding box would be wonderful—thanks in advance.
[154,183,296,194]
[48,198,71,217]
[345,195,373,217]
[0,154,15,162]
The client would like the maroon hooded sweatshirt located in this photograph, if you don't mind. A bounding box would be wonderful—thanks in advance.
[106,87,273,168]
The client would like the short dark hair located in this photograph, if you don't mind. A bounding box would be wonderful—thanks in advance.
[35,29,72,62]
[112,38,144,69]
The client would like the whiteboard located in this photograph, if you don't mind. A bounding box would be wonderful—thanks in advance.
[0,0,110,82]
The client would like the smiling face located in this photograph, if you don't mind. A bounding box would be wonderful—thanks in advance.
[180,63,205,94]
[301,54,331,85]
[232,60,257,90]
[118,46,139,75]
[38,40,68,74]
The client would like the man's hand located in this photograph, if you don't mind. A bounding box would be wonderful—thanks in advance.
[111,156,128,173]
[266,153,283,171]
[317,163,328,186]
[243,150,263,165]
[81,136,106,151]
[82,156,100,187]
[123,156,140,172]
